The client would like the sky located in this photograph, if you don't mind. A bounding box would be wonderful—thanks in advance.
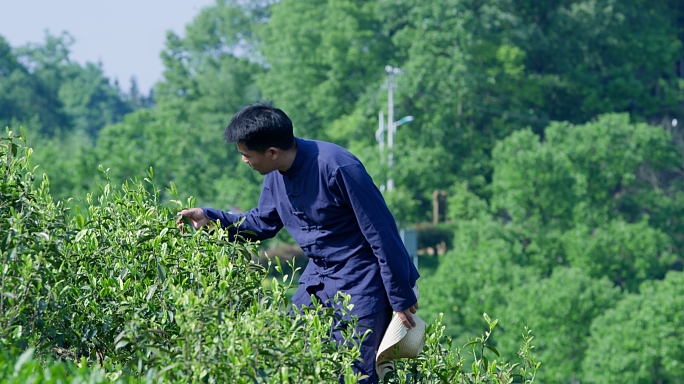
[1,0,217,94]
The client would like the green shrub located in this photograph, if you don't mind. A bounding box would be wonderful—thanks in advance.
[1,131,539,383]
[1,131,71,352]
[0,348,143,383]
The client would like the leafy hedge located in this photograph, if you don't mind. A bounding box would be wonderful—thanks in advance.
[0,131,539,383]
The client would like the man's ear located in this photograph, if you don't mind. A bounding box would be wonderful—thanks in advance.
[267,147,279,160]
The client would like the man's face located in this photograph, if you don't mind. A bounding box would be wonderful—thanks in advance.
[237,142,275,175]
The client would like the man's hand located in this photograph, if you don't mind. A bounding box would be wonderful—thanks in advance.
[396,302,419,329]
[177,208,211,230]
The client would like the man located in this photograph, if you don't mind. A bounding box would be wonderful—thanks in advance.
[178,102,419,383]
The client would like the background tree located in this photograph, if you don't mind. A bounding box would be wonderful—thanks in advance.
[495,268,622,384]
[419,214,534,345]
[257,0,391,140]
[420,113,684,382]
[563,220,676,292]
[0,35,69,134]
[14,32,132,137]
[4,2,684,381]
[376,0,684,221]
[0,31,139,201]
[583,271,684,384]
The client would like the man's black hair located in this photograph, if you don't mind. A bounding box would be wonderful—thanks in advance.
[224,101,295,153]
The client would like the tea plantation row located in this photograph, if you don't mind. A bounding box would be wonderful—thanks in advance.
[1,132,538,383]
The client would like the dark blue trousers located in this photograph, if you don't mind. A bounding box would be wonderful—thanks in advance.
[332,305,394,384]
[304,283,393,383]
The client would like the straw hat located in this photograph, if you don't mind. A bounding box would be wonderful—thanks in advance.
[376,286,427,380]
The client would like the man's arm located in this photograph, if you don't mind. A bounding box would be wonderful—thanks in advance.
[178,184,283,241]
[331,164,419,326]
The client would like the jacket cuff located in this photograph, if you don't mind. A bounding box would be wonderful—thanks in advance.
[389,286,418,312]
[201,208,235,228]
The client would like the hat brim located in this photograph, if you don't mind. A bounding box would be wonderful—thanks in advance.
[375,286,427,379]
[377,313,427,360]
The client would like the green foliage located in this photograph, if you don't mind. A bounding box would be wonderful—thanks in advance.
[0,36,69,134]
[9,0,684,225]
[156,2,263,118]
[492,128,577,229]
[490,113,682,275]
[26,129,100,203]
[0,31,141,206]
[0,348,143,383]
[4,31,134,137]
[446,182,489,222]
[545,113,676,225]
[496,268,622,383]
[419,216,533,344]
[420,113,684,382]
[258,0,390,140]
[3,0,684,222]
[0,132,71,349]
[4,1,684,382]
[93,107,263,210]
[1,133,539,382]
[504,0,684,121]
[583,271,684,384]
[563,220,676,291]
[1,132,363,382]
[387,145,458,222]
[384,313,539,383]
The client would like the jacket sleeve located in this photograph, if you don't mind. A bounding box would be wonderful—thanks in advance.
[202,182,283,242]
[331,163,419,312]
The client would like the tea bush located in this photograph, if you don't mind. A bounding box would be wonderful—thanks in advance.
[1,131,539,383]
[1,130,72,351]
[0,348,144,384]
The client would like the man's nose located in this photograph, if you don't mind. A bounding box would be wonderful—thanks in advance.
[241,156,249,164]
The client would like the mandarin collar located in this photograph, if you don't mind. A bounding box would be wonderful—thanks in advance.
[280,137,306,178]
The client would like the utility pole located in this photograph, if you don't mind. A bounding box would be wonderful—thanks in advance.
[385,65,401,192]
[375,111,386,192]
[382,66,418,269]
[378,65,413,192]
[376,111,385,152]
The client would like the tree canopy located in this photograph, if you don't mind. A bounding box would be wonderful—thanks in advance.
[2,0,684,382]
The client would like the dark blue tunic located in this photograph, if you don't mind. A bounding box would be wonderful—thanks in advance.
[203,137,419,317]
